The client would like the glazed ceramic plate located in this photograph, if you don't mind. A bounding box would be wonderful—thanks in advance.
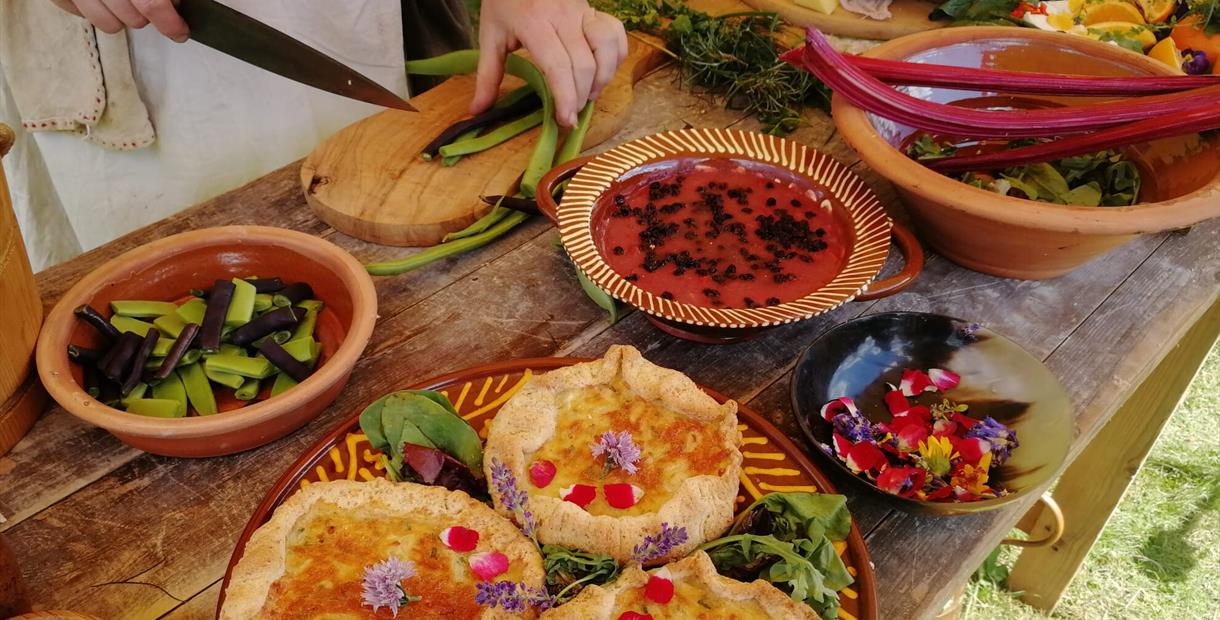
[540,128,919,332]
[220,357,879,619]
[791,312,1073,516]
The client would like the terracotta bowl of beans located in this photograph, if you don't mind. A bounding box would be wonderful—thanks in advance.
[536,128,924,343]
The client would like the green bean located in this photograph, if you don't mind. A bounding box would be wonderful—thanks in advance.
[109,315,155,337]
[442,194,513,243]
[493,84,538,110]
[234,378,262,401]
[153,313,188,338]
[280,337,321,367]
[252,330,293,349]
[179,363,217,416]
[438,110,543,158]
[151,372,188,417]
[145,348,202,370]
[224,278,257,327]
[556,102,595,165]
[297,299,325,313]
[204,355,275,379]
[253,293,274,313]
[152,337,176,357]
[291,309,318,342]
[270,372,298,398]
[175,298,207,325]
[125,398,185,418]
[110,300,178,318]
[120,382,148,406]
[366,211,531,276]
[205,366,246,389]
[577,269,618,324]
[440,127,482,166]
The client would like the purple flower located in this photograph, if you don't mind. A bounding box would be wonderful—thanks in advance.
[490,458,539,541]
[475,580,554,612]
[630,522,688,564]
[361,556,419,616]
[1182,49,1212,75]
[832,412,874,444]
[957,322,982,341]
[964,416,1019,466]
[592,430,642,475]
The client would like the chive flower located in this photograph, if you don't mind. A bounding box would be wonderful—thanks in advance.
[591,430,642,475]
[490,458,539,541]
[475,580,554,612]
[630,522,688,564]
[361,556,420,616]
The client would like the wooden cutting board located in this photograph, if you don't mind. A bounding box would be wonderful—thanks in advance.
[743,0,945,40]
[302,35,668,247]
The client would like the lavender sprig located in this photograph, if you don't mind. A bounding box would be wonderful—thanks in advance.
[361,556,421,616]
[475,580,554,612]
[490,458,539,541]
[591,430,642,476]
[630,522,688,564]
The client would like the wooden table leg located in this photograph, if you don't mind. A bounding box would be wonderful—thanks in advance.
[1006,296,1220,611]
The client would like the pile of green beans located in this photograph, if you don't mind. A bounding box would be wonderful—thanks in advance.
[67,278,326,418]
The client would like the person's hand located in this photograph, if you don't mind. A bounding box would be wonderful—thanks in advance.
[49,0,189,42]
[473,0,627,127]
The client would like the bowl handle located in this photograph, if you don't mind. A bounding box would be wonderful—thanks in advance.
[535,155,596,224]
[855,222,924,301]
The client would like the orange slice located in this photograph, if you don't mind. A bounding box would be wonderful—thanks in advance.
[1080,0,1147,25]
[1136,0,1176,22]
[1147,37,1186,73]
[1085,22,1157,50]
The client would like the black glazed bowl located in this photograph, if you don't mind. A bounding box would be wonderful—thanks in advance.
[791,312,1072,516]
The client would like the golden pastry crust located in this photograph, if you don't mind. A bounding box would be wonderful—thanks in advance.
[483,345,742,564]
[540,551,819,619]
[221,479,544,620]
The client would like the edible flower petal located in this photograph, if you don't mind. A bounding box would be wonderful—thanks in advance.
[644,569,675,604]
[592,430,642,476]
[844,441,887,474]
[362,556,419,616]
[832,431,853,458]
[928,368,961,391]
[832,411,874,444]
[952,452,994,498]
[469,551,510,581]
[895,424,930,453]
[963,416,1019,466]
[884,389,911,415]
[820,396,859,421]
[528,460,557,488]
[899,369,935,396]
[439,526,480,552]
[916,436,958,478]
[876,465,926,497]
[560,483,597,509]
[475,580,553,612]
[617,613,653,620]
[631,522,688,565]
[604,483,644,509]
[952,435,990,465]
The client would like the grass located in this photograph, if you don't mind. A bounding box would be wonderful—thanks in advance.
[964,342,1220,620]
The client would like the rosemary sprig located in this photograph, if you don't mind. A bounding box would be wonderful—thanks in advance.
[592,0,829,135]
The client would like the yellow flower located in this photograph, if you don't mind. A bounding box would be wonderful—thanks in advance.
[952,451,993,496]
[917,436,958,477]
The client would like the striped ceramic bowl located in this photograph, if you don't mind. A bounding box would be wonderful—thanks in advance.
[537,128,923,343]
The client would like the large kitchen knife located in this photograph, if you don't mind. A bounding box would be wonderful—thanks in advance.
[176,0,416,112]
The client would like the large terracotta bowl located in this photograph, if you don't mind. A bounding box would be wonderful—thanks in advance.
[35,226,377,457]
[833,28,1220,279]
[790,312,1072,516]
[536,128,924,343]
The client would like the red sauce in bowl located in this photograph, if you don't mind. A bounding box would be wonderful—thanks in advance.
[592,158,851,309]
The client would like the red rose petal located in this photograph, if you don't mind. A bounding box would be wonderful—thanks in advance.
[933,418,958,436]
[529,460,557,488]
[439,526,480,552]
[603,483,644,509]
[844,442,887,473]
[832,431,853,458]
[820,396,858,421]
[644,571,675,604]
[468,551,509,581]
[560,483,596,509]
[953,436,989,464]
[876,465,925,497]
[952,412,980,430]
[928,368,961,391]
[617,613,653,620]
[895,424,929,453]
[883,389,911,416]
[899,369,935,396]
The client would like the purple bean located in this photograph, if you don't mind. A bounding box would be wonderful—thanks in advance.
[121,330,159,396]
[200,279,235,352]
[228,307,300,346]
[101,332,142,383]
[272,283,314,307]
[153,323,200,381]
[258,340,313,383]
[74,305,121,341]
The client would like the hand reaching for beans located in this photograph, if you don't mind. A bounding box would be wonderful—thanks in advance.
[473,0,628,128]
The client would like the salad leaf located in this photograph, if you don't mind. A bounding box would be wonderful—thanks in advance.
[929,0,1021,23]
[542,545,621,604]
[358,390,484,482]
[732,493,852,543]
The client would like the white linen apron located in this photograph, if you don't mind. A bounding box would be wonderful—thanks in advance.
[0,0,407,270]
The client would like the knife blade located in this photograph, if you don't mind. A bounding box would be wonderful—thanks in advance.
[176,0,416,112]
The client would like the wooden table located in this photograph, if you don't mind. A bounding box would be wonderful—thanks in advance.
[2,63,1217,620]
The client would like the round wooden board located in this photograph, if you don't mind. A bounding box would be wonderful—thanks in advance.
[219,357,878,620]
[745,0,945,40]
[302,36,668,247]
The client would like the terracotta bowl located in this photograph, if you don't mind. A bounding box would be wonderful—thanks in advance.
[536,128,924,343]
[35,226,377,457]
[790,312,1072,516]
[832,28,1220,279]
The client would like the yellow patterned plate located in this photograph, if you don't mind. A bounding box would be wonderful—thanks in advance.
[220,358,879,620]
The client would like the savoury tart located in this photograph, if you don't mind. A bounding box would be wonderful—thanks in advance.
[482,345,742,564]
[541,550,817,619]
[221,479,544,619]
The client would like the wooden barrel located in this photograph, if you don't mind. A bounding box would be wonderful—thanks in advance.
[0,124,46,455]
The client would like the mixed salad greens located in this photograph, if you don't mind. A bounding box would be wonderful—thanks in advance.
[907,135,1143,206]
